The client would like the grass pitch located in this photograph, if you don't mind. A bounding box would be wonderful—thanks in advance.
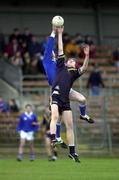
[0,157,119,180]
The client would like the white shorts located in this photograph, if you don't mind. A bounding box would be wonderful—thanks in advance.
[20,130,34,141]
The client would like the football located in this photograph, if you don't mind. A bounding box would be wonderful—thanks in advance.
[52,15,64,27]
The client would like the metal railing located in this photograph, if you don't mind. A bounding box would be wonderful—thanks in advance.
[0,72,119,156]
[0,59,22,90]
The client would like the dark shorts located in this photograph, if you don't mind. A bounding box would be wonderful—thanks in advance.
[51,94,71,114]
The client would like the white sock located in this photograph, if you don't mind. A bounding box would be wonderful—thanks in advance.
[56,137,62,141]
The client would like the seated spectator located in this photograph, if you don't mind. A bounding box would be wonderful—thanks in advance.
[28,35,42,57]
[74,33,84,46]
[0,96,9,115]
[90,44,96,59]
[22,52,31,74]
[9,28,22,44]
[112,45,119,72]
[22,27,33,45]
[8,99,19,113]
[84,35,94,46]
[63,33,71,48]
[64,36,80,57]
[21,41,28,56]
[5,38,21,57]
[30,55,40,75]
[87,64,105,96]
[10,51,23,66]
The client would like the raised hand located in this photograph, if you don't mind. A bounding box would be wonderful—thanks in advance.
[52,25,57,33]
[57,26,64,34]
[84,45,90,56]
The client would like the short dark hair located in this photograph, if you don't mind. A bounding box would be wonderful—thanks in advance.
[65,57,77,63]
[25,104,32,108]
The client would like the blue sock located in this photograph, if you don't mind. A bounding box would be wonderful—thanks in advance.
[79,104,86,116]
[56,122,61,139]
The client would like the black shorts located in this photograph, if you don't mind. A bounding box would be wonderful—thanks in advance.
[51,94,71,114]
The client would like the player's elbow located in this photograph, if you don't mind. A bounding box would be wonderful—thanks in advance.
[58,49,63,55]
[81,66,88,73]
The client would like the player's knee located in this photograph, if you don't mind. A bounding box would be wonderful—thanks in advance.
[80,96,86,104]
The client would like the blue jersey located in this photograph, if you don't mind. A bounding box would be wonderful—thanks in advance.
[17,112,39,132]
[42,36,56,86]
[0,101,9,113]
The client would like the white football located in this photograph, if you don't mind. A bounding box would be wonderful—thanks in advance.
[52,15,64,27]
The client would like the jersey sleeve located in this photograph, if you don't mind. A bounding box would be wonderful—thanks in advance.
[32,114,40,132]
[16,115,23,132]
[43,36,55,65]
[56,54,65,68]
[72,68,82,81]
[33,114,38,122]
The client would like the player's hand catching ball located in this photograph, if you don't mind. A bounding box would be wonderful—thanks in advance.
[57,26,64,34]
[84,45,90,56]
[52,25,58,33]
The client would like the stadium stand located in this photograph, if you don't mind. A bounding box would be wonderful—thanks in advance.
[0,20,119,155]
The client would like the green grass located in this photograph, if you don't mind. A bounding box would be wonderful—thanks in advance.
[0,158,119,180]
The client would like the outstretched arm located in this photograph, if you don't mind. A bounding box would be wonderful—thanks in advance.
[43,26,57,64]
[56,27,65,68]
[57,27,64,56]
[80,45,90,74]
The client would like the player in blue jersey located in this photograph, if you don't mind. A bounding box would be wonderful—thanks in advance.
[17,104,39,161]
[42,26,94,147]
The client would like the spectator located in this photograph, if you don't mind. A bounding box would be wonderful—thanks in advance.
[21,42,28,56]
[74,33,84,46]
[89,44,96,59]
[22,52,31,74]
[5,38,21,57]
[87,64,105,96]
[9,28,22,44]
[30,55,40,75]
[112,45,119,72]
[28,35,42,57]
[84,35,94,46]
[64,36,80,57]
[8,99,19,113]
[0,96,9,115]
[10,51,23,66]
[22,27,33,45]
[63,33,71,48]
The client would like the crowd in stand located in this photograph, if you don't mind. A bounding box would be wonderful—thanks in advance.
[0,27,119,75]
[1,27,119,98]
[0,96,19,115]
[0,27,97,75]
